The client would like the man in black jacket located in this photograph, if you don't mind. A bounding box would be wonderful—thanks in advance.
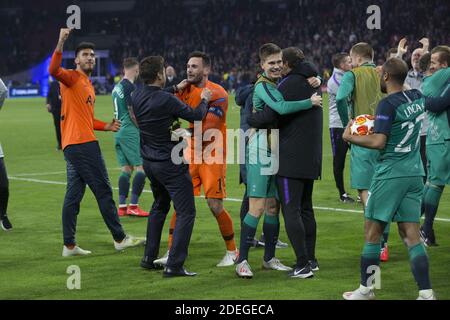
[132,56,211,277]
[248,47,322,276]
[46,78,62,150]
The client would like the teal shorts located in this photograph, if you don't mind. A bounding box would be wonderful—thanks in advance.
[245,129,279,198]
[426,141,450,186]
[350,145,379,190]
[114,134,142,167]
[365,176,424,223]
[246,163,278,198]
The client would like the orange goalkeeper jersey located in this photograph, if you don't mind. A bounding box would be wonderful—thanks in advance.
[49,51,107,150]
[177,80,228,161]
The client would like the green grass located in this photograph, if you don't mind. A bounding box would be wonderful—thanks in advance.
[0,94,448,300]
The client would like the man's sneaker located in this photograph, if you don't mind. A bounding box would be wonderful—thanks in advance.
[118,206,128,217]
[288,264,314,278]
[114,235,145,251]
[1,216,13,231]
[417,289,436,300]
[62,245,92,257]
[153,250,169,267]
[217,250,238,267]
[309,259,319,272]
[343,285,375,300]
[380,244,389,262]
[263,257,293,271]
[127,205,149,217]
[420,226,439,247]
[340,193,355,203]
[236,260,253,278]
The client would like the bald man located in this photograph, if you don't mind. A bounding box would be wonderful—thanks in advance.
[165,66,178,88]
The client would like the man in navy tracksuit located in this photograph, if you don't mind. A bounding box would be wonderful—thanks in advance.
[132,56,211,277]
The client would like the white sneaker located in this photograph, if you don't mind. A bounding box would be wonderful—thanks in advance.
[62,245,92,257]
[343,285,375,300]
[262,257,293,271]
[114,235,145,251]
[217,250,238,267]
[417,289,436,300]
[236,260,253,278]
[153,250,169,267]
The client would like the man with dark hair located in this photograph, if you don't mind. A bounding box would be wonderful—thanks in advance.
[46,77,62,150]
[132,55,212,277]
[248,45,323,278]
[155,50,239,268]
[0,77,12,231]
[420,45,450,246]
[328,52,354,203]
[342,58,435,300]
[49,28,143,256]
[112,57,149,217]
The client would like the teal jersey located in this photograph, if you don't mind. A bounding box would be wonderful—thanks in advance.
[423,67,450,144]
[112,79,138,135]
[372,90,425,180]
[249,73,312,158]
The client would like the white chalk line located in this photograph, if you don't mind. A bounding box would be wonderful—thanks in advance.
[9,175,450,223]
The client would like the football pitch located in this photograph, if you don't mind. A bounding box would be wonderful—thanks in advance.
[0,94,448,300]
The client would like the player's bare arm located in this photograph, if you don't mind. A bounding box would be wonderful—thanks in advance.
[56,28,72,52]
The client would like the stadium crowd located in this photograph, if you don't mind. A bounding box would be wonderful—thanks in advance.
[2,0,449,90]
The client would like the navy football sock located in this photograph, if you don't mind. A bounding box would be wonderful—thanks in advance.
[262,213,279,262]
[409,243,431,290]
[130,171,146,205]
[118,171,131,205]
[237,213,260,263]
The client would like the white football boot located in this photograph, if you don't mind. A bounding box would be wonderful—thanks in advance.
[417,289,436,300]
[343,285,375,300]
[262,257,293,271]
[153,250,169,267]
[217,250,239,267]
[62,245,92,257]
[236,260,253,279]
[114,235,145,251]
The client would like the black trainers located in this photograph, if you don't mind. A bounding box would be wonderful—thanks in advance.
[288,264,314,279]
[340,193,355,203]
[1,216,12,231]
[309,259,319,272]
[420,226,439,247]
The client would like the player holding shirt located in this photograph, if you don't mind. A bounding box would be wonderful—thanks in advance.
[342,58,435,300]
[49,28,143,256]
[154,51,238,267]
[112,58,148,217]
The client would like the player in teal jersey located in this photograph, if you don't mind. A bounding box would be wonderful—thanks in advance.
[342,58,435,300]
[420,45,450,246]
[236,43,322,279]
[112,58,148,217]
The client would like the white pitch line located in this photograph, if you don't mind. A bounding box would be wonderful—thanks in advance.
[9,175,450,223]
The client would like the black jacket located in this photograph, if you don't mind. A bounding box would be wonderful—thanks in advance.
[132,85,208,161]
[248,61,323,179]
[235,84,254,184]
